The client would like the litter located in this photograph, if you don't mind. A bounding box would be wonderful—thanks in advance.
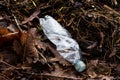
[39,15,86,72]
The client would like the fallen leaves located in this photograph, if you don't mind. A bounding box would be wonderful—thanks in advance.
[0,27,19,47]
[87,60,111,79]
[24,33,39,63]
[0,0,120,79]
[13,30,40,64]
[1,25,42,65]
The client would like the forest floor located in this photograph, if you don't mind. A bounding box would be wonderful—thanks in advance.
[0,0,120,80]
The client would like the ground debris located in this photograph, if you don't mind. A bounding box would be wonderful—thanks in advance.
[0,0,120,79]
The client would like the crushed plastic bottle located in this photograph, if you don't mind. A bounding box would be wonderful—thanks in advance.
[39,15,86,72]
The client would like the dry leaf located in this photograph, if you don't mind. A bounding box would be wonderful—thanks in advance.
[13,40,23,55]
[12,30,40,64]
[12,31,28,62]
[0,27,10,35]
[19,31,27,46]
[29,28,46,50]
[25,33,39,63]
[0,27,19,47]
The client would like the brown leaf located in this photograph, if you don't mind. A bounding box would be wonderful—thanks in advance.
[13,40,23,55]
[0,27,10,35]
[29,28,46,50]
[87,70,97,78]
[29,28,38,39]
[24,33,39,63]
[13,31,28,56]
[19,31,27,46]
[0,27,19,47]
[21,9,40,24]
[12,30,40,64]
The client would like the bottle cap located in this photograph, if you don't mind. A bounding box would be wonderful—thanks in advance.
[74,60,86,72]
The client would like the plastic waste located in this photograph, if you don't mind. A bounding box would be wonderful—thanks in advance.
[39,15,86,72]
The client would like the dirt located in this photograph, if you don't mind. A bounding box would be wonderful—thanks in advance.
[0,0,120,80]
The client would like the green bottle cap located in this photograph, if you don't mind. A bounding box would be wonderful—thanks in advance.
[74,60,86,72]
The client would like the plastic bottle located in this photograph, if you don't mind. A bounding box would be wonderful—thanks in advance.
[39,15,86,72]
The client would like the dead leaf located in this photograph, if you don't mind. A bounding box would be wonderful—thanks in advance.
[13,40,23,55]
[25,33,39,63]
[12,30,40,64]
[0,27,19,47]
[19,31,27,46]
[0,27,10,35]
[29,28,46,50]
[87,65,97,78]
[13,31,28,59]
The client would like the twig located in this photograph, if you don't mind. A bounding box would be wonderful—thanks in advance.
[39,52,53,70]
[0,73,10,80]
[31,0,37,7]
[1,32,18,37]
[12,14,22,32]
[116,55,120,59]
[40,73,83,80]
[0,60,17,69]
[35,45,53,70]
[103,5,120,16]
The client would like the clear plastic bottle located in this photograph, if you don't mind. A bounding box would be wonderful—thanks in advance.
[39,15,86,72]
